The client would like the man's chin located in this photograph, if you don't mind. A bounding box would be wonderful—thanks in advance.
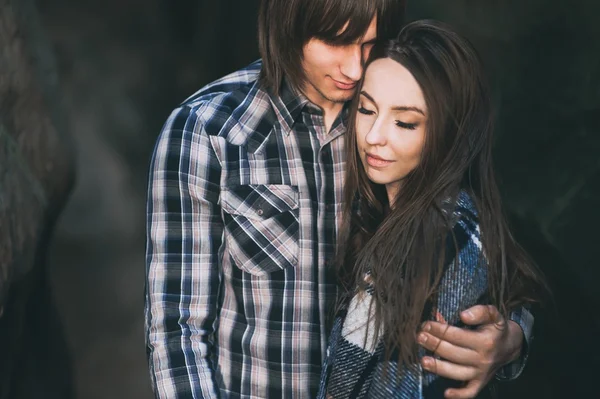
[328,91,355,103]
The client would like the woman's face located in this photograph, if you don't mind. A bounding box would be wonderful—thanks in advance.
[355,57,428,203]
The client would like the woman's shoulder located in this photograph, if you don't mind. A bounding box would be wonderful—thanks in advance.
[441,190,483,263]
[455,189,478,218]
[444,190,480,235]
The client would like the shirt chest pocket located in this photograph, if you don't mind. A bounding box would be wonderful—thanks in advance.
[220,184,300,276]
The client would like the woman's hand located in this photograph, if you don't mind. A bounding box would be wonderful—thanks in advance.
[417,305,523,399]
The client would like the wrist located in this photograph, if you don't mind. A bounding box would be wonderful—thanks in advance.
[504,320,524,365]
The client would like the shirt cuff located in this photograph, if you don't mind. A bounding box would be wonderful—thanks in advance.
[495,305,534,381]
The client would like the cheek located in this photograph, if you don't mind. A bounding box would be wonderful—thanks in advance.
[355,117,373,145]
[310,46,341,68]
[410,134,426,160]
[393,133,426,166]
[302,47,324,71]
[355,132,366,154]
[301,55,318,73]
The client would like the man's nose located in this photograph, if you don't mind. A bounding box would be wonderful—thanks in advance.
[340,45,363,82]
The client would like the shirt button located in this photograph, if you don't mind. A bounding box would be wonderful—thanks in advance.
[257,209,264,216]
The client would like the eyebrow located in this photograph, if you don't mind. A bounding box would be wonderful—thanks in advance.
[360,90,426,116]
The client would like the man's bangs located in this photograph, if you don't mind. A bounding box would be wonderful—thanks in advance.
[309,0,381,45]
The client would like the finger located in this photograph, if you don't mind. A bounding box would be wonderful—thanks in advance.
[417,332,479,366]
[421,356,478,381]
[460,305,504,327]
[420,321,481,350]
[444,380,484,399]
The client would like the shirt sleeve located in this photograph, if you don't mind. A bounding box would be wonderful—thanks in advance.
[145,104,223,398]
[495,305,534,381]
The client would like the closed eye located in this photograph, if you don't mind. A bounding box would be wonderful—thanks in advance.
[358,106,375,115]
[396,120,418,130]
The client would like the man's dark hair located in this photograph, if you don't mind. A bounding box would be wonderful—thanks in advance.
[258,0,407,95]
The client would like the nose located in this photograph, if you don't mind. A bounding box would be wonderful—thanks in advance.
[364,117,386,146]
[340,44,363,82]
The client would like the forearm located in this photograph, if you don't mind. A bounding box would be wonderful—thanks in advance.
[145,105,223,398]
[146,244,221,398]
[146,293,221,398]
[504,320,524,364]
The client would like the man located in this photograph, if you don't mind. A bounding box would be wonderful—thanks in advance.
[145,0,532,397]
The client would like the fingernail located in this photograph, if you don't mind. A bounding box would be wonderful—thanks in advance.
[423,323,431,332]
[418,333,428,344]
[422,357,432,369]
[462,310,473,320]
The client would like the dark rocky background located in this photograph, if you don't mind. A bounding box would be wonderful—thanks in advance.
[1,0,598,397]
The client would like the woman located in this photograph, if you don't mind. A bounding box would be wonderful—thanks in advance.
[318,20,546,398]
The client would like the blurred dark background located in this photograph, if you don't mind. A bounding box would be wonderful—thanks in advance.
[1,0,598,398]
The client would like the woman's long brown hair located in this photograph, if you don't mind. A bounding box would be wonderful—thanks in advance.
[336,20,548,368]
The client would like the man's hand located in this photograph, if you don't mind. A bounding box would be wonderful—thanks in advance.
[417,305,523,399]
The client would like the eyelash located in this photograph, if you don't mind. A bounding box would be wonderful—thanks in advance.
[396,121,418,130]
[358,107,418,130]
[357,106,374,115]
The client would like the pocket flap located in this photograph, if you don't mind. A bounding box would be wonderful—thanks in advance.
[221,184,299,220]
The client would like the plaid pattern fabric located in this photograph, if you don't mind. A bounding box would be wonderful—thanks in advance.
[145,60,533,399]
[318,191,523,398]
[145,60,346,398]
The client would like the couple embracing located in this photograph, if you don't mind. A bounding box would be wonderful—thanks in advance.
[145,0,545,397]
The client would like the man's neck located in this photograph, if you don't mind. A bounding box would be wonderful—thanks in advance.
[303,99,344,133]
[301,85,345,133]
[322,103,344,133]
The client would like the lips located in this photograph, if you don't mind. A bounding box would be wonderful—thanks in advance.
[365,153,393,168]
[332,78,356,90]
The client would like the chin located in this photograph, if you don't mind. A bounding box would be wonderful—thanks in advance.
[325,88,355,103]
[365,172,387,186]
[335,92,355,103]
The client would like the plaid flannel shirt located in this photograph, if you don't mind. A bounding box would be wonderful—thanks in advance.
[145,60,533,399]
